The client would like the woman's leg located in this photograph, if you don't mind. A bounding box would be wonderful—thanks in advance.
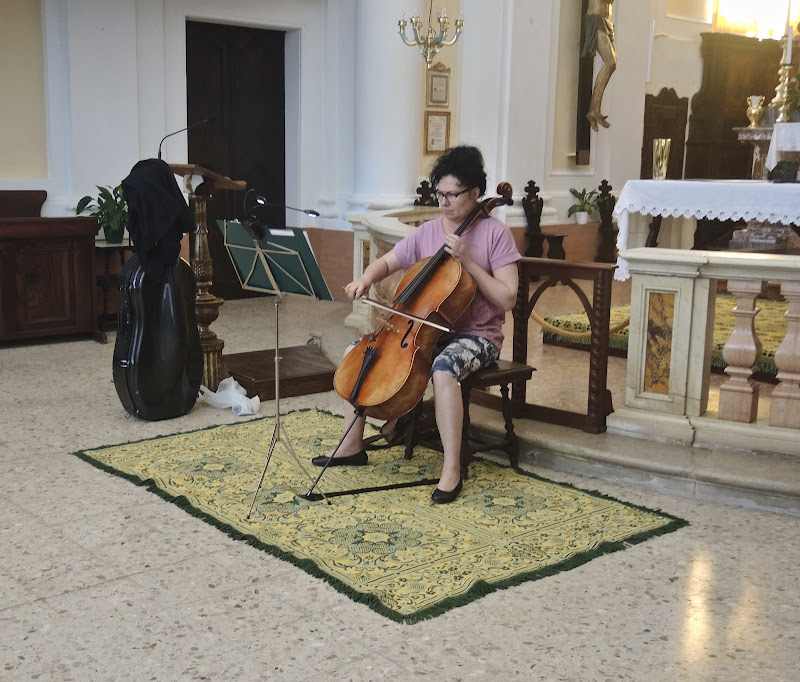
[430,335,499,494]
[431,369,463,492]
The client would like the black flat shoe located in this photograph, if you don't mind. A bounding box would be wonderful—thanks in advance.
[311,449,368,467]
[431,479,462,504]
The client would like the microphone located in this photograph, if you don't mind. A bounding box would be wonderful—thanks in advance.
[157,114,217,160]
[244,189,320,218]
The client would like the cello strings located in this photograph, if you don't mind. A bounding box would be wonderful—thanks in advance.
[393,200,486,306]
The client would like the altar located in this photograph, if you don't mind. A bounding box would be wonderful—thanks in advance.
[613,179,800,280]
[765,121,800,170]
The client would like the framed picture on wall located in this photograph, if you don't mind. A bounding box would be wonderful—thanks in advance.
[425,111,450,154]
[427,65,450,107]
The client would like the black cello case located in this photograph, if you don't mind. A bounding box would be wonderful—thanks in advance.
[113,158,202,421]
[113,254,202,420]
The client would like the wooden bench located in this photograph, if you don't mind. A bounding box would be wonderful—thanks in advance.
[399,359,535,479]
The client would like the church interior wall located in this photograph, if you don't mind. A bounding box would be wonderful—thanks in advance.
[416,0,461,181]
[649,2,707,101]
[0,0,747,226]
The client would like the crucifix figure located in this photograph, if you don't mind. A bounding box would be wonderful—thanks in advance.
[582,0,616,131]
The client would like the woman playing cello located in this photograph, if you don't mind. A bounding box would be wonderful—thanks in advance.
[312,146,521,504]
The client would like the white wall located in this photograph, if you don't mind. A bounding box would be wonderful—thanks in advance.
[65,0,140,214]
[2,0,713,224]
[30,0,338,219]
[499,1,655,222]
[650,0,707,100]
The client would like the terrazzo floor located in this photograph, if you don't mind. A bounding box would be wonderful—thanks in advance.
[1,288,798,681]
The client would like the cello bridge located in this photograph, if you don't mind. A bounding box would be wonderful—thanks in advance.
[375,313,401,335]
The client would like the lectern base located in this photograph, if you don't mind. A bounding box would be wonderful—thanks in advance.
[224,345,336,400]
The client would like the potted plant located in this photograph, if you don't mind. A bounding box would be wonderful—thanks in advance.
[567,187,598,224]
[76,185,128,243]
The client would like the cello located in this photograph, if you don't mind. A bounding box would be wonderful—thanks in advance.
[333,182,513,421]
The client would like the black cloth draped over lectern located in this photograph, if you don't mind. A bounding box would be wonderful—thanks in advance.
[121,158,194,283]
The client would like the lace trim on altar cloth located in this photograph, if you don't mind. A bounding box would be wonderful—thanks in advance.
[612,179,800,279]
[613,201,800,227]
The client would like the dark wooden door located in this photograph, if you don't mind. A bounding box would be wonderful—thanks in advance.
[186,20,286,300]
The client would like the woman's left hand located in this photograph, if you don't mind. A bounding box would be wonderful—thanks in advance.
[444,233,473,267]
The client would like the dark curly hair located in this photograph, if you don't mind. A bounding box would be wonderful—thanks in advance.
[429,145,487,197]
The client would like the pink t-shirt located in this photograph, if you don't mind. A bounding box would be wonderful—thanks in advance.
[391,215,521,350]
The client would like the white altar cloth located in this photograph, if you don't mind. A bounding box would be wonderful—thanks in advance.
[765,122,800,170]
[613,179,800,280]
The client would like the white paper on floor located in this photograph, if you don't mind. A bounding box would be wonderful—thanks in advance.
[198,377,260,416]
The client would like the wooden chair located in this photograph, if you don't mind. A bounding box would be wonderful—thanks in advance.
[398,359,535,479]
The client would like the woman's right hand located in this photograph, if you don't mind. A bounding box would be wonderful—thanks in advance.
[344,277,370,300]
[344,251,400,300]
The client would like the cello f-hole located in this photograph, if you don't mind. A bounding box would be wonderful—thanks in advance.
[400,320,414,348]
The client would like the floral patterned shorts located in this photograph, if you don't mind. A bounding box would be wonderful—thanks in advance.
[431,334,500,383]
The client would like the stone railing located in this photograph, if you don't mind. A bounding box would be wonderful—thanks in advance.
[608,248,800,456]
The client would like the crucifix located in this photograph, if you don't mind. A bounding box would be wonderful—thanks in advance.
[576,0,617,164]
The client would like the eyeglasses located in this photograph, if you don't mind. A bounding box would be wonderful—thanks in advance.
[435,188,471,203]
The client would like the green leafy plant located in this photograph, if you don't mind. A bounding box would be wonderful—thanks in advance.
[76,185,128,241]
[567,187,598,217]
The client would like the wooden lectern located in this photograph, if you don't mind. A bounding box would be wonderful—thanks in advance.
[169,164,246,391]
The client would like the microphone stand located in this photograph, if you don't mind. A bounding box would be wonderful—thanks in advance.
[246,287,330,516]
[242,188,319,220]
[240,201,327,515]
[157,114,216,160]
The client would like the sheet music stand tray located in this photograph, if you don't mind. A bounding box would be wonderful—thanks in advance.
[218,220,334,514]
[220,220,336,400]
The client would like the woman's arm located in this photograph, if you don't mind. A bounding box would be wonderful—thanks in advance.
[465,261,519,311]
[343,250,402,300]
[443,231,519,311]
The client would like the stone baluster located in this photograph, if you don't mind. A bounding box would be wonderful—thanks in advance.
[769,282,800,429]
[718,279,763,423]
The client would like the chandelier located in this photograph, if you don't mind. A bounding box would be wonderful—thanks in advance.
[398,4,464,70]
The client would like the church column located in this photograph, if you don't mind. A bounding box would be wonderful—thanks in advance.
[349,0,424,212]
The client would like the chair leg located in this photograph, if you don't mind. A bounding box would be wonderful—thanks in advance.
[403,400,425,460]
[499,383,519,468]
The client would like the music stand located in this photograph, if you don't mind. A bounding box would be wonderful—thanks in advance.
[219,219,333,515]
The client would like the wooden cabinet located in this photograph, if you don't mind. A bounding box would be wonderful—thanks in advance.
[641,88,688,180]
[0,218,98,341]
[685,33,782,180]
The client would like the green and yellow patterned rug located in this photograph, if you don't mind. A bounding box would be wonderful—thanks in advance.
[75,409,686,623]
[544,293,788,375]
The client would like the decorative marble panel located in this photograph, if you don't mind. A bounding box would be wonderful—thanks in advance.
[643,292,675,394]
